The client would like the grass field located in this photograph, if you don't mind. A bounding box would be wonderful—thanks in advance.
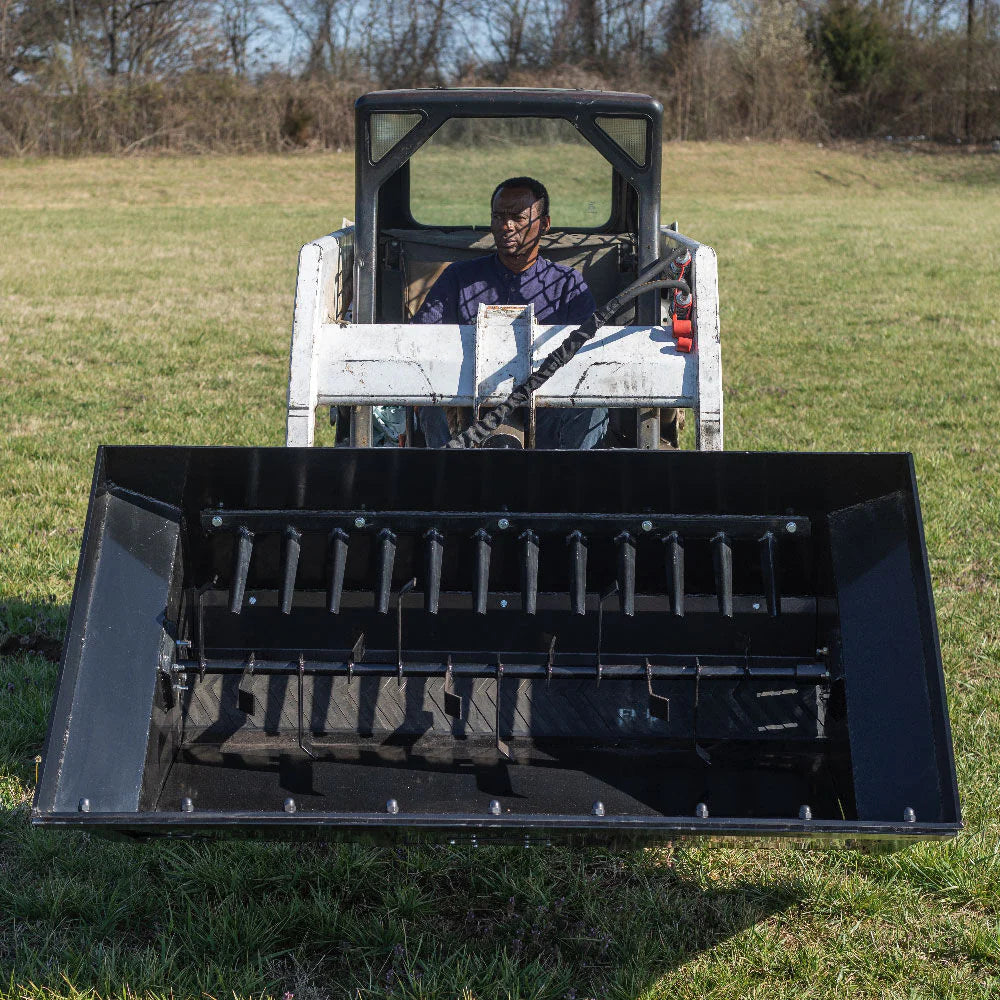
[1,142,999,999]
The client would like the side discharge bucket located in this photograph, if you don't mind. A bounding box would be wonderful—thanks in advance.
[34,447,960,845]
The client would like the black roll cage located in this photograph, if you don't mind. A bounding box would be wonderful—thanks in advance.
[353,88,663,326]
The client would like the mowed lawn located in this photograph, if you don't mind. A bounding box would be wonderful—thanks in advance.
[1,144,999,998]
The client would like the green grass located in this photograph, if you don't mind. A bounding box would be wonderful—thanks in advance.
[2,143,1000,998]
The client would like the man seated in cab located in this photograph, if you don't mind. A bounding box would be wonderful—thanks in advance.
[413,176,608,449]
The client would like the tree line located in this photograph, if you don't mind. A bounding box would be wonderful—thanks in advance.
[1,0,997,154]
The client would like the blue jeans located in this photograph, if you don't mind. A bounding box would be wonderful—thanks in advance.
[419,407,608,449]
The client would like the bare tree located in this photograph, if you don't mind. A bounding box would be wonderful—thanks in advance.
[276,0,366,77]
[364,0,454,88]
[218,0,269,74]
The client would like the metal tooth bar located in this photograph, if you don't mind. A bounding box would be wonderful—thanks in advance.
[567,531,587,615]
[280,527,302,615]
[424,529,444,614]
[712,532,734,618]
[473,529,491,615]
[760,531,781,617]
[229,527,254,614]
[193,658,829,681]
[520,530,539,615]
[664,531,685,616]
[375,528,397,614]
[327,528,349,614]
[616,531,636,616]
[201,509,812,539]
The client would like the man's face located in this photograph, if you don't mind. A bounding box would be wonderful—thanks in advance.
[490,186,550,271]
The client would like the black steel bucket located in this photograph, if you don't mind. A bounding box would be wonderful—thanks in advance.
[33,447,960,846]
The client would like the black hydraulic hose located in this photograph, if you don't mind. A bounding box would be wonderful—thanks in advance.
[446,254,692,450]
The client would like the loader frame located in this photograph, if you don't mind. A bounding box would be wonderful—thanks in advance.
[285,89,722,450]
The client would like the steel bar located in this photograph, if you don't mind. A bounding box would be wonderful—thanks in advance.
[327,528,350,613]
[202,510,812,540]
[664,531,684,616]
[520,530,539,616]
[375,529,397,614]
[472,529,491,614]
[567,530,587,615]
[760,531,781,617]
[712,532,733,618]
[616,532,637,617]
[280,527,302,615]
[185,658,828,681]
[424,529,444,614]
[229,527,254,614]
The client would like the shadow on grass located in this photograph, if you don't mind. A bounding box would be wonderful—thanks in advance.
[1,816,804,999]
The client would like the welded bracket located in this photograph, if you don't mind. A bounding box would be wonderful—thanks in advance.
[473,304,534,417]
[646,658,671,721]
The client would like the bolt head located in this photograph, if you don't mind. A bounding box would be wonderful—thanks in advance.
[752,602,761,611]
[211,515,223,528]
[284,797,297,814]
[181,797,194,813]
[78,797,90,813]
[497,517,509,530]
[386,798,399,815]
[695,802,709,818]
[489,799,502,816]
[592,800,606,817]
[354,516,366,529]
[641,520,653,533]
[248,596,257,606]
[786,521,797,534]
[903,807,916,823]
[798,804,813,821]
[499,599,508,609]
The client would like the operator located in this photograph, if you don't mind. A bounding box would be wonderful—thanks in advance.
[412,176,609,449]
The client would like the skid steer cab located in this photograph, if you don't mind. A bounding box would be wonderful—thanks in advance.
[33,91,960,847]
[285,88,721,451]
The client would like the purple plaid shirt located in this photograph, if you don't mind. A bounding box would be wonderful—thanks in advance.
[412,254,596,326]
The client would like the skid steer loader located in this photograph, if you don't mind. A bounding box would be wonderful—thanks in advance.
[33,90,960,846]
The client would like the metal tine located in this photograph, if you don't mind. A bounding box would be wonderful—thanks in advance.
[297,653,316,758]
[237,651,256,714]
[520,530,539,615]
[664,531,685,616]
[396,578,417,685]
[327,528,349,614]
[759,530,781,617]
[712,531,734,618]
[472,529,492,614]
[567,530,587,615]
[280,526,302,615]
[375,528,397,614]
[229,526,254,614]
[615,531,636,616]
[443,655,461,718]
[424,529,444,614]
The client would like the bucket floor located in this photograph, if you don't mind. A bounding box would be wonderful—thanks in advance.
[154,737,849,820]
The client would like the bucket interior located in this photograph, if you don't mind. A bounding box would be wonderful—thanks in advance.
[36,448,960,840]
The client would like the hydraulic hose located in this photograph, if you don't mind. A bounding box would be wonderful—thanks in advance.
[446,252,692,450]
